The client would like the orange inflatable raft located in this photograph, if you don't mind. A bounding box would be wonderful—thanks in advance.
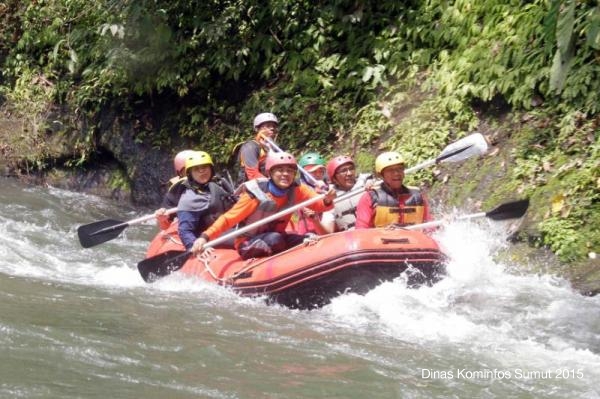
[143,223,446,309]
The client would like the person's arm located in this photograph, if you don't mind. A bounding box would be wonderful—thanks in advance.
[244,165,266,181]
[354,192,374,229]
[155,208,171,230]
[202,193,259,241]
[308,211,329,235]
[239,142,267,180]
[177,210,202,250]
[354,173,373,189]
[192,193,259,255]
[298,185,335,212]
[156,182,185,229]
[319,210,336,234]
[161,187,180,209]
[421,192,434,222]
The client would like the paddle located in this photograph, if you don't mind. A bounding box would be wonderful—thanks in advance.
[405,199,530,230]
[404,132,489,173]
[137,193,331,282]
[77,207,177,248]
[334,132,489,203]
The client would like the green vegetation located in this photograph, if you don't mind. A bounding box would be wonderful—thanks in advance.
[1,0,599,262]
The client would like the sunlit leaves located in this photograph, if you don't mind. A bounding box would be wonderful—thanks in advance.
[549,0,575,92]
[99,23,125,39]
[587,6,600,49]
[362,64,385,86]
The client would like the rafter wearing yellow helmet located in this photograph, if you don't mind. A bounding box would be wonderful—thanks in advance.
[356,151,433,229]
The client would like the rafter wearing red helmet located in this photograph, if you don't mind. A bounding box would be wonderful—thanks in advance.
[192,152,336,259]
[320,155,374,233]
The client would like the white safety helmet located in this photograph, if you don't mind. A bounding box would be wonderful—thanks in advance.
[253,112,279,130]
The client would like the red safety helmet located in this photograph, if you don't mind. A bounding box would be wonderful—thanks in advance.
[265,151,297,174]
[326,155,354,179]
[173,150,195,176]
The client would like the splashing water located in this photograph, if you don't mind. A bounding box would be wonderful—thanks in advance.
[1,179,599,398]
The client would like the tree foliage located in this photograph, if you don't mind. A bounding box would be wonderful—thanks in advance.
[1,0,599,261]
[3,1,599,134]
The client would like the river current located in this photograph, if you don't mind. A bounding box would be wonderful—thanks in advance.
[1,178,599,398]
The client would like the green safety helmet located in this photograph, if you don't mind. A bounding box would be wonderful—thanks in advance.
[298,152,326,170]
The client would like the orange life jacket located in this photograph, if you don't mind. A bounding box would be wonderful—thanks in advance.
[369,185,427,227]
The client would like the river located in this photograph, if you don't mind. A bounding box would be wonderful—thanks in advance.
[1,178,599,398]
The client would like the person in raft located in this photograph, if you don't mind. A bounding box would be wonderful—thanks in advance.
[355,151,432,228]
[155,149,196,230]
[234,112,279,184]
[191,151,337,259]
[290,152,332,235]
[320,154,373,233]
[176,151,237,250]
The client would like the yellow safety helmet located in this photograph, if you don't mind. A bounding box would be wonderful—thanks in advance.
[184,151,214,173]
[375,151,405,174]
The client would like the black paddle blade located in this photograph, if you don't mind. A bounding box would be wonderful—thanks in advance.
[485,199,530,221]
[137,250,190,283]
[77,219,128,248]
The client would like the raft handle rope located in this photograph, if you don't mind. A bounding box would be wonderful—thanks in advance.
[227,236,320,282]
[197,249,228,283]
[198,250,260,284]
[229,259,260,282]
[194,226,324,283]
[302,234,320,246]
[165,233,183,246]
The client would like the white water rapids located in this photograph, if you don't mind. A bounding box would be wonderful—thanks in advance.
[1,178,598,398]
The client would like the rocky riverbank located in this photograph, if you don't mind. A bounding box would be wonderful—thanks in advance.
[0,108,173,205]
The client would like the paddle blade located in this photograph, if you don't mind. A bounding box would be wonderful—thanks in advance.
[77,219,127,248]
[485,199,530,221]
[437,133,489,164]
[137,250,190,283]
